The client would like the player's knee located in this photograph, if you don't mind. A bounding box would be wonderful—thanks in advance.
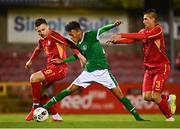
[30,74,39,83]
[151,95,161,104]
[143,94,152,101]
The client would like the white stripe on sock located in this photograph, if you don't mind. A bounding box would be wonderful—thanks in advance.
[130,107,135,112]
[52,97,57,102]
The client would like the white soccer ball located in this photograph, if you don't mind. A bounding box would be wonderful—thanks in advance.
[33,107,49,122]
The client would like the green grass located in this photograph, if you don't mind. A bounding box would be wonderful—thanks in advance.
[0,114,180,128]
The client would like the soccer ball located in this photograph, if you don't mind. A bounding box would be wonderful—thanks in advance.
[33,107,49,122]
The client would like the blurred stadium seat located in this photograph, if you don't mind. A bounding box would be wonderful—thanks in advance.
[0,51,179,83]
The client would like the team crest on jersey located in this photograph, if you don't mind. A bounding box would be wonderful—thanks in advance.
[82,45,87,51]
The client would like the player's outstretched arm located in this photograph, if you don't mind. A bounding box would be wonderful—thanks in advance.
[121,33,148,39]
[51,55,78,65]
[106,34,135,45]
[52,53,86,67]
[98,20,122,35]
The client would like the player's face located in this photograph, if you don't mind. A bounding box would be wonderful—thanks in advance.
[143,14,155,29]
[35,24,49,39]
[67,29,82,43]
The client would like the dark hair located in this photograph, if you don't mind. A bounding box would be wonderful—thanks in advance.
[65,21,81,32]
[35,18,47,27]
[143,9,158,21]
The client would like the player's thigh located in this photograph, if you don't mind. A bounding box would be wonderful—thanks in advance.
[42,66,66,83]
[151,91,162,103]
[96,69,118,89]
[152,65,170,92]
[72,71,92,88]
[143,91,152,101]
[152,74,168,92]
[142,72,153,92]
[30,71,46,82]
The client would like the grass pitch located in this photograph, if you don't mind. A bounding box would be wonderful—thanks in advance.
[0,114,179,128]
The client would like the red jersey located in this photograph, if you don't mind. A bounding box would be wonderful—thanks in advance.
[31,30,80,67]
[120,24,170,68]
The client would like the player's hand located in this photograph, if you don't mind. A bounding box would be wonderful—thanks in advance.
[106,34,121,44]
[114,20,123,27]
[77,53,87,68]
[25,60,32,70]
[112,34,122,41]
[51,58,64,64]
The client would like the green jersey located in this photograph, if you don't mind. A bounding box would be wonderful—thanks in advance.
[77,31,109,72]
[64,23,116,72]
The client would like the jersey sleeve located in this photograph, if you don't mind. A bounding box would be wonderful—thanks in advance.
[143,25,162,40]
[121,32,148,40]
[98,23,115,35]
[51,31,80,55]
[121,25,162,40]
[112,36,135,44]
[63,54,79,63]
[29,40,42,61]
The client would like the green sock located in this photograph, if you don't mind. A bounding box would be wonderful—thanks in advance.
[120,97,143,120]
[43,89,70,109]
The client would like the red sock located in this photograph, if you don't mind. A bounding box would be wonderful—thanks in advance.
[31,82,42,103]
[40,94,58,115]
[161,94,169,101]
[158,98,172,118]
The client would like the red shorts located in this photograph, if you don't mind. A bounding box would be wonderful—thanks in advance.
[41,64,67,84]
[142,64,170,92]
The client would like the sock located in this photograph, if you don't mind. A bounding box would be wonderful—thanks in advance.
[44,89,70,109]
[158,98,172,118]
[31,82,42,103]
[40,95,58,115]
[32,103,39,109]
[161,94,169,101]
[120,97,143,120]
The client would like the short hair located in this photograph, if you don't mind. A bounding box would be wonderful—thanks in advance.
[35,18,47,27]
[143,9,158,21]
[65,21,81,32]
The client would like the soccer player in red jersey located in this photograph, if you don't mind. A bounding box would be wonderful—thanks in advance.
[108,9,176,121]
[25,18,86,121]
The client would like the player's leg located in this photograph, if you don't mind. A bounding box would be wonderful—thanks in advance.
[43,84,81,109]
[26,66,66,121]
[160,94,176,114]
[40,94,63,122]
[30,71,45,106]
[95,69,144,121]
[152,91,173,120]
[40,66,67,121]
[151,65,174,121]
[110,86,144,121]
[43,70,91,109]
[142,71,153,102]
[25,70,45,121]
[160,86,176,115]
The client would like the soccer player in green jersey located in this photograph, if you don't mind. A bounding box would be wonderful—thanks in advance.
[44,20,144,121]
